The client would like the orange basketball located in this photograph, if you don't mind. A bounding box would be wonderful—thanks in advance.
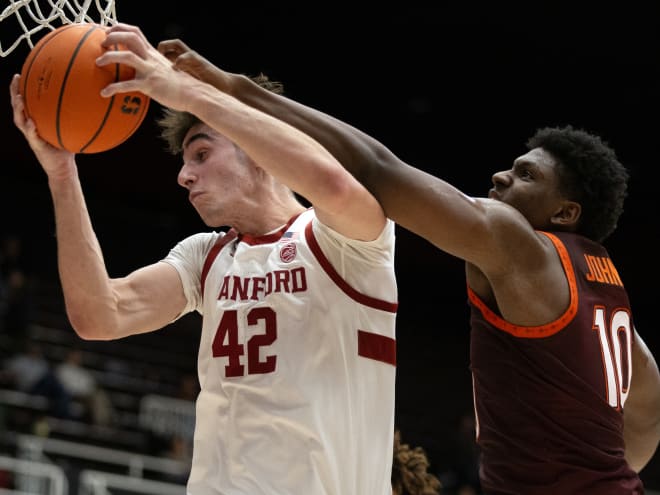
[20,23,150,154]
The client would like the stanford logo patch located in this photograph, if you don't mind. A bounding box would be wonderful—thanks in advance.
[280,242,297,263]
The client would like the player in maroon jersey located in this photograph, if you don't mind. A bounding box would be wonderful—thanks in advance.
[158,41,660,494]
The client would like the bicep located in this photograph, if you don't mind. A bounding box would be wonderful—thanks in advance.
[110,261,188,338]
[369,162,516,268]
[629,329,660,408]
[623,328,660,471]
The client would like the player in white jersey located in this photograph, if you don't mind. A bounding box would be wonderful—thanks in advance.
[9,22,398,495]
[165,208,397,493]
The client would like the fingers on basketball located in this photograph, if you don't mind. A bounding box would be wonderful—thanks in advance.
[20,23,151,153]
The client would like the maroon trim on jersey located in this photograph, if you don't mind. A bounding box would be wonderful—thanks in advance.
[200,212,306,297]
[467,231,578,338]
[239,211,304,246]
[201,229,239,297]
[304,221,398,313]
[358,330,396,366]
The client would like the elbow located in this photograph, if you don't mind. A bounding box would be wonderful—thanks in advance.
[319,172,363,214]
[355,146,396,191]
[624,410,660,472]
[66,305,118,341]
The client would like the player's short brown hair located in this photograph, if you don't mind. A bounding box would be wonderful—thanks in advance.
[157,74,283,155]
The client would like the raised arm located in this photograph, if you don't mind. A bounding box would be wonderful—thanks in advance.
[157,40,410,204]
[9,75,187,341]
[100,24,385,242]
[155,39,540,275]
[624,329,660,472]
[157,39,384,182]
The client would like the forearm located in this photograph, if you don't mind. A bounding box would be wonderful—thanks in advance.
[162,43,476,246]
[48,173,120,339]
[228,74,389,189]
[161,41,399,203]
[186,81,354,209]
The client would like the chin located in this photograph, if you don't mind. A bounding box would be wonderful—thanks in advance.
[199,213,224,229]
[193,209,213,227]
[201,217,221,228]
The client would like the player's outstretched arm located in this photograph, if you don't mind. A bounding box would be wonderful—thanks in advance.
[157,39,383,185]
[157,39,518,269]
[103,25,385,241]
[10,74,187,341]
[624,329,660,472]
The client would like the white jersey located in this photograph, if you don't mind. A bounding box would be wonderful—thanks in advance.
[163,208,398,495]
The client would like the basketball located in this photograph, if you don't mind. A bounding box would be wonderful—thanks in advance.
[19,23,150,154]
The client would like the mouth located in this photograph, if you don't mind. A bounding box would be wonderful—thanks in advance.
[189,191,203,203]
[488,189,499,200]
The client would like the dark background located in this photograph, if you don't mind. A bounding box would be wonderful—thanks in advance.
[1,2,659,490]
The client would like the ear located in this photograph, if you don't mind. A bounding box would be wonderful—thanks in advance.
[550,200,581,228]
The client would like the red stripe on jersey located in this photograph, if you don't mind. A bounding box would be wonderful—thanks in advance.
[240,211,303,245]
[201,229,239,297]
[358,330,396,366]
[304,221,398,313]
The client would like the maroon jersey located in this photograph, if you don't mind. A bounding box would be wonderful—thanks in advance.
[468,231,643,495]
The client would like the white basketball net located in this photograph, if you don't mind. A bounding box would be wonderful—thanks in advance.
[0,0,117,57]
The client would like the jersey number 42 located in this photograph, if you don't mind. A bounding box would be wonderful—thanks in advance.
[212,308,277,377]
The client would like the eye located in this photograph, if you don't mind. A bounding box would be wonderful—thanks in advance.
[515,165,534,181]
[195,148,208,162]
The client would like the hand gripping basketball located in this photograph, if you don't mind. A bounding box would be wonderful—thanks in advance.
[19,23,150,153]
[97,24,206,115]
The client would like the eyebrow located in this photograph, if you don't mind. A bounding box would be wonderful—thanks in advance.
[183,132,213,150]
[513,157,537,168]
[514,159,546,179]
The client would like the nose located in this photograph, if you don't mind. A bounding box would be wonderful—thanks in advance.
[491,169,511,188]
[177,163,196,189]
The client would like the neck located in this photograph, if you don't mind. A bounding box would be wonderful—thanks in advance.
[236,204,307,237]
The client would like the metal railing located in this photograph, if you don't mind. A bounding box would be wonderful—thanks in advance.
[0,455,67,495]
[79,470,184,495]
[16,435,189,480]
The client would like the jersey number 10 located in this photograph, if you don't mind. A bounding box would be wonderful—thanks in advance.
[594,306,632,410]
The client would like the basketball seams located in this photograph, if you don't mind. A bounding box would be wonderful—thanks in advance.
[21,23,150,153]
[56,25,99,150]
[20,24,80,125]
[81,44,123,153]
[100,50,150,151]
[81,93,116,153]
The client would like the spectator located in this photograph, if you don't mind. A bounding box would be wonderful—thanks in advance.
[158,433,193,485]
[0,234,34,351]
[55,348,116,426]
[1,342,71,418]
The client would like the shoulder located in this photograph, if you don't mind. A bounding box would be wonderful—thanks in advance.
[161,231,225,278]
[169,231,224,258]
[312,211,395,246]
[178,231,223,248]
[473,200,553,279]
[313,216,395,262]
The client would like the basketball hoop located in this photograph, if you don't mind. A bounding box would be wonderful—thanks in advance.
[0,0,117,57]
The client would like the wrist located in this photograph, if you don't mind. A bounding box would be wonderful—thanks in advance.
[46,159,78,187]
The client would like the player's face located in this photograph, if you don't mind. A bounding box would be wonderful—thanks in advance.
[177,123,257,226]
[489,147,566,230]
